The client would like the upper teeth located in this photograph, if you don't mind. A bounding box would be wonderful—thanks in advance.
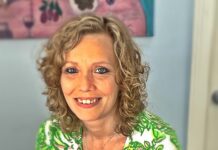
[77,98,98,104]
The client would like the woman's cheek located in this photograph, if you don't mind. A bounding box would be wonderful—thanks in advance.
[97,79,117,95]
[61,76,76,95]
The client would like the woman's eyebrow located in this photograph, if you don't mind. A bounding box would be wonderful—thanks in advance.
[64,61,113,65]
[64,61,78,65]
[92,61,112,65]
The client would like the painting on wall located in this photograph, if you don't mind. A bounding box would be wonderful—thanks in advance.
[0,0,154,39]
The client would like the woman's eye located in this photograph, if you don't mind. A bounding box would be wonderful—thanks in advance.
[64,67,78,74]
[95,67,109,74]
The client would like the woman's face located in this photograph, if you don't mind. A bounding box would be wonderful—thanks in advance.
[61,33,119,123]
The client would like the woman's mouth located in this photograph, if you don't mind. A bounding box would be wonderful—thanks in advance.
[74,97,101,108]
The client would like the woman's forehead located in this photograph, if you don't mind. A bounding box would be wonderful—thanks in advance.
[63,33,117,63]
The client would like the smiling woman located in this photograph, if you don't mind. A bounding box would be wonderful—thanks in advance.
[36,13,181,150]
[61,33,119,121]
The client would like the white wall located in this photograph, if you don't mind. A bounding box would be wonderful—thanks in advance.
[138,0,193,149]
[0,0,193,149]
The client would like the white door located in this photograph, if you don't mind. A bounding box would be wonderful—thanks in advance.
[205,5,218,149]
[187,0,218,150]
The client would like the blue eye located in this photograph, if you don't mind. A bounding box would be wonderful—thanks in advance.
[65,67,78,74]
[95,67,109,74]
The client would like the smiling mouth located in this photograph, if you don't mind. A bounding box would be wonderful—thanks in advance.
[75,98,101,105]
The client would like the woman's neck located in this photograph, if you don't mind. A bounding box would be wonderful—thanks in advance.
[83,113,118,139]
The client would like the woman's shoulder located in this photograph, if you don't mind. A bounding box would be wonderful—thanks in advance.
[36,117,82,150]
[124,110,181,150]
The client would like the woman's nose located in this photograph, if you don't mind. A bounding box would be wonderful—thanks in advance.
[79,73,95,92]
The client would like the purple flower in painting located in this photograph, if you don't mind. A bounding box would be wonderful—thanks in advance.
[106,0,115,5]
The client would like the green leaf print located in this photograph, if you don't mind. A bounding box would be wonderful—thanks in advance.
[36,111,182,150]
[124,141,146,150]
[155,144,164,150]
[134,124,145,135]
[144,141,151,149]
[140,111,181,149]
[152,128,166,143]
[51,127,69,148]
[37,124,46,145]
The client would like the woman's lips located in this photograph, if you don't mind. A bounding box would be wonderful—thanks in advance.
[74,97,101,108]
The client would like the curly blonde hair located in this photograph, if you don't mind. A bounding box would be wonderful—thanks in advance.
[37,13,150,136]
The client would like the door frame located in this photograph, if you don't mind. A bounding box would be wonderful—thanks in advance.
[187,0,217,149]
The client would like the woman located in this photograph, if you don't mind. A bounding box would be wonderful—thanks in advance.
[36,13,181,150]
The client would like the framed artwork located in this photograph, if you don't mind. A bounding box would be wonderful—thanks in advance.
[0,0,154,39]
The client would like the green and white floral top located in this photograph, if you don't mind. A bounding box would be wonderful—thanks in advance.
[36,111,181,150]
